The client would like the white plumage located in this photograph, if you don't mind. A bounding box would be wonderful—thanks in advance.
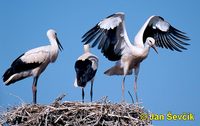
[82,12,190,102]
[3,29,63,104]
[74,44,98,102]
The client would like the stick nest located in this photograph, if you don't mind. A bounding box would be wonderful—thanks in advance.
[0,98,151,126]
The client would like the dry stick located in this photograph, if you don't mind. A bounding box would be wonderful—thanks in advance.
[52,93,66,107]
[82,113,96,121]
[25,109,31,117]
[54,115,62,123]
[45,112,48,126]
[54,93,66,102]
[1,97,151,126]
[9,93,25,105]
[93,103,104,125]
[128,91,134,104]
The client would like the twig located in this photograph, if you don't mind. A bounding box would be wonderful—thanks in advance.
[9,93,25,105]
[128,91,134,104]
[1,97,151,126]
[52,93,66,107]
[54,115,62,123]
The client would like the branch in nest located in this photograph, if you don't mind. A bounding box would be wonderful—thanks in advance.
[0,97,151,126]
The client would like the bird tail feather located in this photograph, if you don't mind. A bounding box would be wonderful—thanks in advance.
[74,78,78,87]
[104,65,133,76]
[2,67,27,85]
[104,66,123,76]
[2,68,14,85]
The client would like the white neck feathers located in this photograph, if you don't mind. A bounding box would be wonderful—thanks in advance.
[134,16,155,47]
[84,44,90,53]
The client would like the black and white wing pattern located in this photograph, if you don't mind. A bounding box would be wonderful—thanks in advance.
[3,46,49,84]
[143,16,190,52]
[75,59,97,87]
[82,12,131,61]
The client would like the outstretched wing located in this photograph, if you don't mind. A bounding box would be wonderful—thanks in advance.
[82,12,132,61]
[143,16,190,52]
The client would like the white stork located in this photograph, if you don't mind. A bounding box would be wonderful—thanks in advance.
[74,44,98,103]
[82,12,190,102]
[2,29,63,104]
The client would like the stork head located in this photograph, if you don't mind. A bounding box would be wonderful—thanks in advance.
[146,37,158,54]
[47,29,57,39]
[47,29,63,51]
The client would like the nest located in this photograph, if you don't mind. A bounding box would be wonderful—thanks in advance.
[0,96,151,126]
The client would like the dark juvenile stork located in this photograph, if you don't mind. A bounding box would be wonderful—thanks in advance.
[74,44,98,103]
[2,29,63,104]
[81,12,190,102]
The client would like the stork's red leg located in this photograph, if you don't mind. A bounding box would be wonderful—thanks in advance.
[32,76,39,104]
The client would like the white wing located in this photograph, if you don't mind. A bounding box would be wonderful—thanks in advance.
[20,46,50,64]
[82,12,132,61]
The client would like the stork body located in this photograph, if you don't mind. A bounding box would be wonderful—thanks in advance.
[74,44,98,103]
[82,12,189,102]
[3,29,63,104]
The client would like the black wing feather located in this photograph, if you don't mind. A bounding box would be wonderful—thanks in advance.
[171,27,190,41]
[83,25,122,61]
[75,59,97,87]
[143,16,190,52]
[82,13,125,61]
[3,53,42,84]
